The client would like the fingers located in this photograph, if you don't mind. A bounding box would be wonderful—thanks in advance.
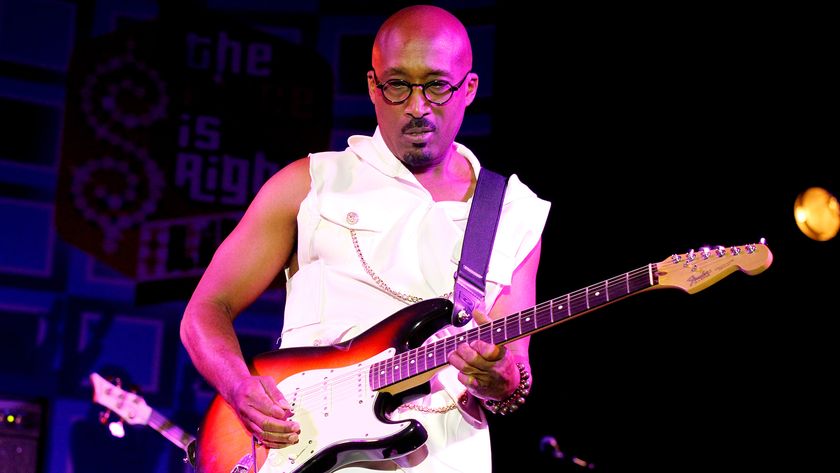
[448,340,506,370]
[233,376,300,448]
[247,416,300,449]
[471,305,490,325]
[472,340,506,362]
[258,376,292,418]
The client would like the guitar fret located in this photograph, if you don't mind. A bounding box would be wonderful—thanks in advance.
[397,352,406,382]
[607,274,628,299]
[625,271,630,294]
[392,356,399,384]
[436,339,447,369]
[588,281,608,309]
[468,326,479,344]
[493,318,506,344]
[408,350,417,377]
[479,322,491,344]
[374,361,384,390]
[385,357,394,386]
[585,286,590,310]
[445,337,456,366]
[629,269,650,293]
[506,313,521,340]
[524,306,537,333]
[548,299,554,324]
[569,289,587,315]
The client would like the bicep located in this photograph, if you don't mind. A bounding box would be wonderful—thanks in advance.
[190,157,311,318]
[488,238,542,354]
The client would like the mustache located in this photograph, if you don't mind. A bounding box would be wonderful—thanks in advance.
[402,118,436,133]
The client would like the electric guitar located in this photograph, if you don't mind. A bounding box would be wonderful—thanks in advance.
[195,242,773,473]
[90,372,197,466]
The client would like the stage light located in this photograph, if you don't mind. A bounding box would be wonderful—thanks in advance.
[794,187,839,241]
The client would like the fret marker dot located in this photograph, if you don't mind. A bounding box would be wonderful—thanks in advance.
[558,305,563,309]
[495,328,502,333]
[594,291,600,296]
[428,354,433,358]
[410,360,415,364]
[379,370,385,375]
[458,336,464,341]
[525,317,531,322]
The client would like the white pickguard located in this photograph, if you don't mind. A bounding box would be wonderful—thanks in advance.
[258,348,411,473]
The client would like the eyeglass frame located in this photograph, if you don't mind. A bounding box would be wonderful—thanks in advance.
[371,70,471,106]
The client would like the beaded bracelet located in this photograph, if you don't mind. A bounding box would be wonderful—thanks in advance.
[483,362,531,415]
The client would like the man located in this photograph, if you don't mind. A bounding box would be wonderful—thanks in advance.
[180,5,550,472]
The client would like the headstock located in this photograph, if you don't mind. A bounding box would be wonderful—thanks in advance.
[90,372,152,426]
[656,241,773,294]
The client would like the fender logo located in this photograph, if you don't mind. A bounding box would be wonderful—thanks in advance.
[686,270,712,286]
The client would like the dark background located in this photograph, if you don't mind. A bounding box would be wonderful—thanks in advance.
[494,5,836,473]
[0,1,835,472]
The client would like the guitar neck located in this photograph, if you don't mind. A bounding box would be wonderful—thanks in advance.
[372,264,656,389]
[148,409,197,453]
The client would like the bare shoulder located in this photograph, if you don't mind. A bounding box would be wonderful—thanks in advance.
[262,156,310,197]
[241,156,311,227]
[251,156,311,206]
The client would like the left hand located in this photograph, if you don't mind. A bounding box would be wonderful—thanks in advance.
[447,310,521,401]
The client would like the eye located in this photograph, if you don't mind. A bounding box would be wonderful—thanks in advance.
[384,80,410,91]
[425,81,451,95]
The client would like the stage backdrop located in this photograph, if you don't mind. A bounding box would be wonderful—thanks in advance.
[57,9,333,304]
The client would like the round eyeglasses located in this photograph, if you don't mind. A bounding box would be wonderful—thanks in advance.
[373,70,470,105]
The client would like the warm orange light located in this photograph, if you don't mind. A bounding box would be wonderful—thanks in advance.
[794,187,840,241]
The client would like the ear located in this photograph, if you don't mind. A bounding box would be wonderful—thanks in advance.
[463,72,479,106]
[366,70,378,104]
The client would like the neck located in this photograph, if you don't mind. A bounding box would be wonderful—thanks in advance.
[410,145,475,202]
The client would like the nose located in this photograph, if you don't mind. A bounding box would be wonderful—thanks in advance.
[404,84,431,118]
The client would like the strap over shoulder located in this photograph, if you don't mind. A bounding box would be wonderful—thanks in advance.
[452,168,508,327]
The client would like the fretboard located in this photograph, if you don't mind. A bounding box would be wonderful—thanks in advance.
[370,263,657,390]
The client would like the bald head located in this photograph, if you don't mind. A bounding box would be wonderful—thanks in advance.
[372,5,473,73]
[367,5,478,172]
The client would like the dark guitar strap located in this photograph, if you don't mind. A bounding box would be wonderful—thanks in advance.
[451,168,507,327]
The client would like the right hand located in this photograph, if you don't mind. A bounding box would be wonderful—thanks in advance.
[229,375,300,449]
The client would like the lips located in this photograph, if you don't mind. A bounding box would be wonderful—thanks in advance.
[404,128,433,135]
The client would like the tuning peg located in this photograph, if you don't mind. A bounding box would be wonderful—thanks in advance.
[98,409,112,425]
[715,245,726,257]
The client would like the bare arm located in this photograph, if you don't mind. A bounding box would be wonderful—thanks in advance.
[180,156,311,447]
[448,238,542,401]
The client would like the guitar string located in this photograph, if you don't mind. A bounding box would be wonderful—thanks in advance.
[286,265,656,405]
[284,251,747,405]
[282,266,649,401]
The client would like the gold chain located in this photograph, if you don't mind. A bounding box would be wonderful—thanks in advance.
[397,402,458,413]
[397,392,469,414]
[350,229,452,304]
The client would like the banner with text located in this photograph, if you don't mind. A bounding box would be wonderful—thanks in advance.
[58,10,333,303]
